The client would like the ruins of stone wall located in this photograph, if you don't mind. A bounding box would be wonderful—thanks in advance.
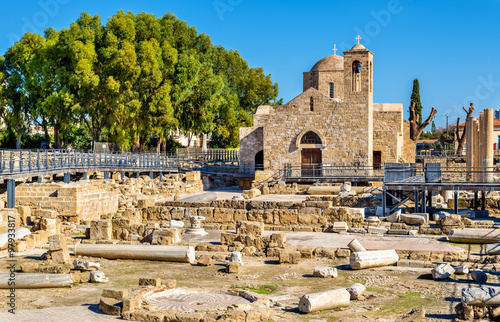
[16,181,118,223]
[140,196,369,232]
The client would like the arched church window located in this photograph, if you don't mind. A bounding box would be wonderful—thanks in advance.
[329,83,334,98]
[310,97,314,111]
[300,131,322,145]
[352,60,362,92]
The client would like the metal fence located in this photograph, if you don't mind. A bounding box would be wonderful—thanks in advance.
[176,148,239,163]
[0,149,178,178]
[281,164,385,179]
[384,162,500,184]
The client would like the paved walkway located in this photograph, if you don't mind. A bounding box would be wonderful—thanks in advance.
[183,230,464,254]
[0,305,121,322]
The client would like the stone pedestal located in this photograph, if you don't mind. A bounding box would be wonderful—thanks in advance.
[184,216,208,236]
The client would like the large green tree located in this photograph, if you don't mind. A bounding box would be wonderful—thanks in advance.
[1,10,280,151]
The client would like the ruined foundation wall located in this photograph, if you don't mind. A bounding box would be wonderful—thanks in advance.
[16,181,118,222]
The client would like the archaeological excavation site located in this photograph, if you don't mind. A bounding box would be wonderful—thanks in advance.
[1,137,500,322]
[0,12,498,321]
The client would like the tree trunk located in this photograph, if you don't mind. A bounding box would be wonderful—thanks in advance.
[202,133,208,153]
[409,102,437,141]
[15,125,22,150]
[456,103,475,155]
[156,137,164,153]
[53,121,61,149]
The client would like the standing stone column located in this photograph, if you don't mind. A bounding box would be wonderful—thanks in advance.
[478,112,484,182]
[484,109,494,183]
[465,117,474,181]
[472,118,480,181]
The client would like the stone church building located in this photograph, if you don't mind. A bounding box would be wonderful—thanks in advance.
[239,40,415,174]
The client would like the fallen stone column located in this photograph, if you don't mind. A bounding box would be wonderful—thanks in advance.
[0,227,31,249]
[346,283,366,300]
[348,239,366,252]
[73,244,195,264]
[448,228,500,244]
[298,288,350,313]
[0,273,72,289]
[350,250,399,270]
[485,243,500,255]
[462,286,500,307]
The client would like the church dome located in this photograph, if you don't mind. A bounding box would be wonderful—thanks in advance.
[310,55,344,71]
[351,43,366,50]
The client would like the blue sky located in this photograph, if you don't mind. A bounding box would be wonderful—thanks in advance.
[1,0,499,128]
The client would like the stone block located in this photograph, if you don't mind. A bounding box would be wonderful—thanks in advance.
[330,221,348,232]
[313,266,338,278]
[90,220,112,240]
[213,208,234,223]
[40,218,57,233]
[21,262,39,273]
[102,289,129,301]
[440,214,462,226]
[236,221,264,236]
[34,230,49,244]
[139,277,161,286]
[196,255,214,266]
[270,233,286,247]
[242,188,261,199]
[336,248,351,258]
[401,214,426,225]
[411,213,429,222]
[34,209,58,218]
[15,206,31,226]
[226,262,240,273]
[220,232,238,246]
[279,250,301,264]
[48,234,67,251]
[50,249,71,264]
[137,198,155,209]
[431,263,455,280]
[99,297,122,316]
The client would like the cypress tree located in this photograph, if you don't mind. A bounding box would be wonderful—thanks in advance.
[410,78,423,126]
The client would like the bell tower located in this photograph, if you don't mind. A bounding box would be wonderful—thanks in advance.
[342,36,374,166]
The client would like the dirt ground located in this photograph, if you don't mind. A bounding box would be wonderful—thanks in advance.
[0,251,475,321]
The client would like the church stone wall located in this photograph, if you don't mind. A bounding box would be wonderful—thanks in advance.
[239,127,263,167]
[261,88,371,170]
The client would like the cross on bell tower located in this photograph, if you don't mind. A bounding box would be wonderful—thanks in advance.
[356,35,362,44]
[332,44,338,55]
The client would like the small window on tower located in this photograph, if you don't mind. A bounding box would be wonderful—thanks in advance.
[310,97,314,112]
[329,83,334,98]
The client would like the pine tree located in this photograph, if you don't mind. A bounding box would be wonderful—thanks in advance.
[431,120,436,133]
[410,78,423,126]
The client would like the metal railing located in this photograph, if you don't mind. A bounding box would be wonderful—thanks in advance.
[0,149,178,178]
[281,163,385,179]
[176,148,239,163]
[384,162,500,184]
